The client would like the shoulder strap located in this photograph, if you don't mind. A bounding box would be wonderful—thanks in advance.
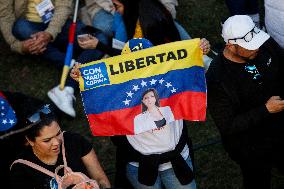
[10,132,68,178]
[62,131,67,167]
[10,159,55,178]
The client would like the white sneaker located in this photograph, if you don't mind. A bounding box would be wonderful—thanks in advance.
[47,85,76,117]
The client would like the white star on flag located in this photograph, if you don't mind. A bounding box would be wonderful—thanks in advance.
[1,106,4,110]
[44,104,50,108]
[159,78,165,84]
[171,87,177,93]
[1,113,4,116]
[123,99,131,106]
[1,101,4,104]
[133,85,140,91]
[126,91,134,98]
[165,82,172,88]
[149,79,157,85]
[9,119,15,125]
[2,119,7,124]
[141,80,147,87]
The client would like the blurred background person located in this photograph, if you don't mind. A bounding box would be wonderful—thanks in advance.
[0,0,109,118]
[225,0,260,27]
[264,0,284,49]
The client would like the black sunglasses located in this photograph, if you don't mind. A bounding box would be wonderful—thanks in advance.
[228,26,261,44]
[27,104,52,124]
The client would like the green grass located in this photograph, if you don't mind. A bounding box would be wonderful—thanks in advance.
[1,0,284,188]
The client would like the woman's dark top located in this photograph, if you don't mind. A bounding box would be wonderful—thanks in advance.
[10,132,92,189]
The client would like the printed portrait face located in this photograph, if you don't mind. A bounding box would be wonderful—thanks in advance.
[142,91,156,109]
[141,88,160,112]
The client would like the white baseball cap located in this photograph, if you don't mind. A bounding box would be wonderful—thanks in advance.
[222,15,270,50]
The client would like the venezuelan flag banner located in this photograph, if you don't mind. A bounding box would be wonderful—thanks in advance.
[79,39,206,136]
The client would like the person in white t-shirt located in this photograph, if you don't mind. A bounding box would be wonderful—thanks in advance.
[70,38,202,189]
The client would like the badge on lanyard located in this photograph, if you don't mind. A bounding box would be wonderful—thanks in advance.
[35,0,54,23]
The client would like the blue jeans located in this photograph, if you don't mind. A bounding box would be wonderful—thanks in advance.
[92,9,114,37]
[92,10,128,42]
[12,19,108,89]
[126,156,197,189]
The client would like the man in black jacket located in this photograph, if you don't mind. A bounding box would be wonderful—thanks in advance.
[207,15,284,189]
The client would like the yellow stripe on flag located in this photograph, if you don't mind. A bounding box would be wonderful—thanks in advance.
[79,39,203,91]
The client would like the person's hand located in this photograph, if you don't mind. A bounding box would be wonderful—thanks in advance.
[112,0,124,15]
[78,35,99,50]
[200,38,210,55]
[70,63,81,82]
[29,31,52,54]
[265,96,284,113]
[21,39,36,54]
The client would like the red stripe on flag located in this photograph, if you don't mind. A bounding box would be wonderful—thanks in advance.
[87,106,140,136]
[87,91,206,136]
[160,91,206,121]
[0,92,5,98]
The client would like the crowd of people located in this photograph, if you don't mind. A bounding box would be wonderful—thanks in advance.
[0,0,284,189]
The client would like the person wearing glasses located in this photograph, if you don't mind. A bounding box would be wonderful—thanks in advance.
[206,15,284,188]
[9,104,111,189]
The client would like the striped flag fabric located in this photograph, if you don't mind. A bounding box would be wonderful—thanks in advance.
[79,39,206,136]
[0,92,17,132]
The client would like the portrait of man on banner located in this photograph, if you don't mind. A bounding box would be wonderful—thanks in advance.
[134,88,175,134]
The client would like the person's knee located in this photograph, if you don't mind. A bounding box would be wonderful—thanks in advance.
[12,19,38,40]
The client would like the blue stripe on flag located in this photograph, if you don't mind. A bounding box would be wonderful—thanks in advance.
[81,66,205,114]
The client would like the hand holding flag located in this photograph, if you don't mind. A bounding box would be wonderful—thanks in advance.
[78,39,207,136]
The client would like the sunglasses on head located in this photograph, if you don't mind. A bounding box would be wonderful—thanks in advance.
[228,26,260,44]
[27,104,52,124]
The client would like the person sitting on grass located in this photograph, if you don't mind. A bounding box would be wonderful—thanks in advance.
[0,0,109,118]
[9,103,111,189]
